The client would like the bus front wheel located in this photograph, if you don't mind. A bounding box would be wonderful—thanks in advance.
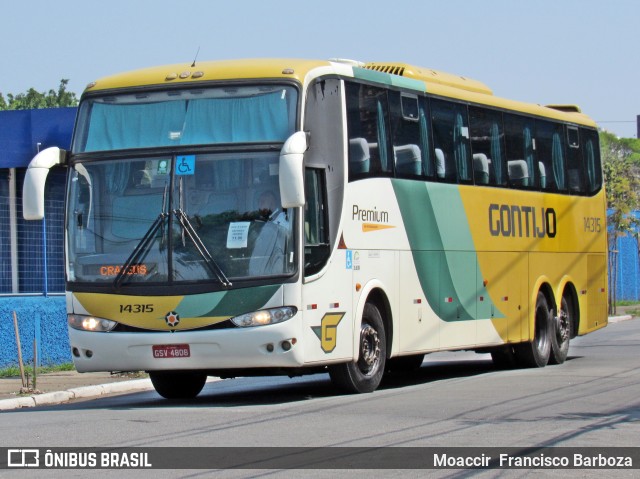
[515,291,551,368]
[149,371,207,399]
[329,303,387,393]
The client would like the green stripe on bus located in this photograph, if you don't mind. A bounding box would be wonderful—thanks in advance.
[199,285,281,318]
[353,68,426,92]
[392,180,501,321]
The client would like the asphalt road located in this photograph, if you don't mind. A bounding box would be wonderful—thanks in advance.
[1,318,638,478]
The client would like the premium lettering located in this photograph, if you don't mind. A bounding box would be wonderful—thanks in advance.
[352,205,389,223]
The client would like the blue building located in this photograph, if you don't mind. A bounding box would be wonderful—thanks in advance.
[610,211,640,304]
[0,108,75,366]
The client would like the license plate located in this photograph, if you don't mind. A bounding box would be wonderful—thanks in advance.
[152,344,191,359]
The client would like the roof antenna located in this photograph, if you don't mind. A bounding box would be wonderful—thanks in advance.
[191,46,200,68]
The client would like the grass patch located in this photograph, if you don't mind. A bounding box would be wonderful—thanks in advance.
[615,300,640,307]
[0,362,75,378]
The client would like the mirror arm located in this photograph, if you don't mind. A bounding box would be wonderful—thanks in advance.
[23,147,68,220]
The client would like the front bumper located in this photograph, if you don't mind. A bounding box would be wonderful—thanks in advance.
[69,320,304,372]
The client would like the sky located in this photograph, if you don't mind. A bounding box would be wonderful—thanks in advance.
[1,0,638,138]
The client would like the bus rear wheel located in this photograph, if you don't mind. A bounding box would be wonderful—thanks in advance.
[515,291,551,368]
[549,296,572,364]
[149,371,207,399]
[329,303,386,393]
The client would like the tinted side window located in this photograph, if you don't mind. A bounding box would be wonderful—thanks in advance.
[581,128,602,195]
[431,99,472,184]
[469,107,507,186]
[504,114,537,189]
[536,120,567,192]
[388,92,433,179]
[346,82,392,181]
[565,126,585,193]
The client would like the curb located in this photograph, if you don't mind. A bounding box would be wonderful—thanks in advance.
[608,315,633,323]
[0,378,153,411]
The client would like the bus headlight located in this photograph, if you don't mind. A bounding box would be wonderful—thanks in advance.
[230,306,297,328]
[68,314,117,332]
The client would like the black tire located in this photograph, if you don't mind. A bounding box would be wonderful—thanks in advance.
[387,354,425,374]
[149,371,207,399]
[329,303,387,393]
[515,291,551,368]
[549,296,571,365]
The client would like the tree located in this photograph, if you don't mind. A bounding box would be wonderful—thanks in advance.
[600,130,640,313]
[0,79,78,110]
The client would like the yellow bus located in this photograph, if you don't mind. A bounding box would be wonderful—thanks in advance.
[23,58,607,398]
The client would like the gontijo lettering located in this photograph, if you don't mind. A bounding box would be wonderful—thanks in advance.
[489,204,556,238]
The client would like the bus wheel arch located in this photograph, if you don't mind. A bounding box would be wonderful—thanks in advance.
[562,283,580,340]
[328,288,390,393]
[515,285,554,368]
[365,287,393,360]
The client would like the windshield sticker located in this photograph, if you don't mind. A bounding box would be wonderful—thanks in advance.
[157,159,170,175]
[176,155,195,175]
[227,222,250,249]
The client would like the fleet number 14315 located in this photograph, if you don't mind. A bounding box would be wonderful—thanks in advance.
[119,304,154,313]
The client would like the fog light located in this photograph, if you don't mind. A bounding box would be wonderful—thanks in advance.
[281,340,291,351]
[72,347,80,358]
[85,350,93,358]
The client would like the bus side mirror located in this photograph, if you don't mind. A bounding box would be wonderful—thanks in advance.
[279,131,307,208]
[23,147,67,220]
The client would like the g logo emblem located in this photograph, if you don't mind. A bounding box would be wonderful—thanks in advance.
[312,312,345,353]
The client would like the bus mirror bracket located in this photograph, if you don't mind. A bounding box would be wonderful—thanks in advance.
[23,146,68,220]
[279,131,308,208]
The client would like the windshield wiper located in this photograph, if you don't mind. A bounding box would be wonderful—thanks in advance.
[114,184,169,289]
[173,208,232,288]
[114,212,167,289]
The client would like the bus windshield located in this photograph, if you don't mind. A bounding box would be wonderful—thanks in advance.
[66,152,296,287]
[73,85,298,152]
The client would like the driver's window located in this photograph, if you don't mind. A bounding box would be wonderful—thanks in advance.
[304,168,329,275]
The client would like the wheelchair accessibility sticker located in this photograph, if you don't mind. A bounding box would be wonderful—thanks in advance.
[346,250,360,271]
[176,155,195,175]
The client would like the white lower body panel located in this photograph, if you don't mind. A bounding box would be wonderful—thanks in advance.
[69,320,305,372]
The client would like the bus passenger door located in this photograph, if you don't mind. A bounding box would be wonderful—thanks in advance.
[301,168,353,364]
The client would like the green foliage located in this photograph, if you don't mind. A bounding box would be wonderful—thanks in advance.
[600,130,640,165]
[601,130,640,244]
[0,79,78,110]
